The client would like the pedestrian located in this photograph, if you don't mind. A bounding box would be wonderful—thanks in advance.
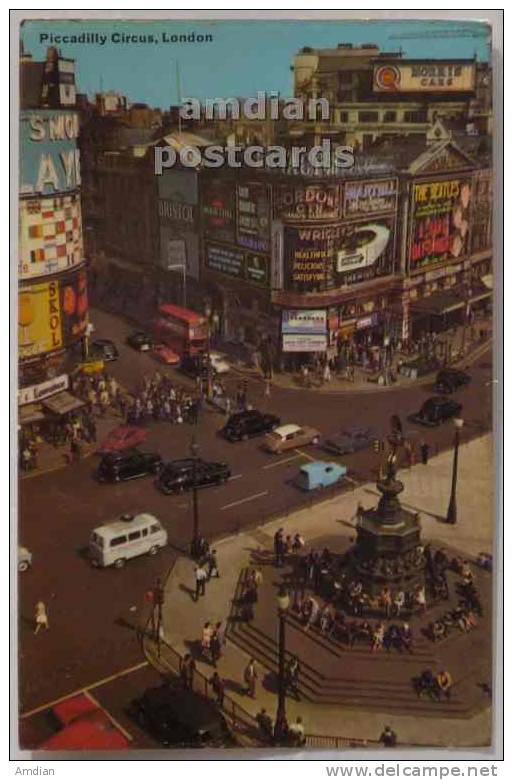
[256,708,274,741]
[379,725,397,747]
[288,716,305,746]
[209,671,225,707]
[201,622,212,660]
[244,658,258,698]
[393,590,405,617]
[180,653,195,689]
[194,565,208,600]
[420,441,430,465]
[34,601,49,634]
[207,549,220,579]
[264,378,271,400]
[436,670,453,700]
[210,627,222,667]
[274,528,285,567]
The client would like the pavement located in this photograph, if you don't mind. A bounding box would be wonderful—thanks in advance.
[149,433,495,749]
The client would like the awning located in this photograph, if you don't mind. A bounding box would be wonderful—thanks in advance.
[42,391,84,416]
[409,291,465,316]
[19,404,45,425]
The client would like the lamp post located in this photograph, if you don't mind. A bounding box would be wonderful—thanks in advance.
[274,585,290,744]
[190,435,200,556]
[446,417,464,524]
[204,302,213,400]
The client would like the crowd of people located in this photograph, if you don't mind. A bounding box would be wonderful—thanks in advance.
[124,370,202,426]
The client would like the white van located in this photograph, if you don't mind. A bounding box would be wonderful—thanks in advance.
[89,513,168,568]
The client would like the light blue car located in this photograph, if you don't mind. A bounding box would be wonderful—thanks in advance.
[296,461,347,491]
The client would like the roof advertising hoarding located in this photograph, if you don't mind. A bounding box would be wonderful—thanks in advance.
[19,193,84,279]
[373,62,476,93]
[201,177,236,243]
[20,110,81,196]
[274,183,340,222]
[409,177,472,270]
[282,334,328,353]
[281,309,327,335]
[236,181,271,252]
[343,179,398,217]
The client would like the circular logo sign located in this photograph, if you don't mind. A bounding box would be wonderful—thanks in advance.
[375,65,401,91]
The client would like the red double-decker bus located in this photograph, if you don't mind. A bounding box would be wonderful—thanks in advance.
[154,303,208,356]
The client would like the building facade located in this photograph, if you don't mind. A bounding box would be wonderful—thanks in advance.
[19,48,88,418]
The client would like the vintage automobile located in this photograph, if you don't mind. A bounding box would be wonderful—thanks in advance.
[209,351,231,375]
[264,423,321,454]
[410,397,463,427]
[434,368,471,394]
[156,458,231,494]
[221,409,281,442]
[96,449,162,483]
[129,686,234,747]
[296,461,347,491]
[76,358,105,375]
[90,339,119,362]
[97,425,148,454]
[126,331,153,352]
[151,344,181,365]
[18,546,32,572]
[320,427,375,456]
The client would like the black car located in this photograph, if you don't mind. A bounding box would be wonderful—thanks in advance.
[126,331,153,352]
[179,353,209,379]
[320,426,375,456]
[434,368,471,394]
[221,409,281,441]
[129,685,234,747]
[96,449,162,482]
[410,396,463,427]
[156,457,231,494]
[90,338,119,362]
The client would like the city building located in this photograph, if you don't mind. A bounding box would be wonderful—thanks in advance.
[19,47,88,427]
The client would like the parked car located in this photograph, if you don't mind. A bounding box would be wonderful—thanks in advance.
[90,339,119,362]
[209,351,231,374]
[96,449,162,483]
[126,331,153,352]
[221,409,281,441]
[97,425,148,455]
[156,458,231,494]
[151,344,181,365]
[89,513,167,568]
[434,368,471,394]
[296,461,347,491]
[320,427,375,456]
[410,397,463,427]
[264,423,321,454]
[18,546,32,572]
[129,686,233,747]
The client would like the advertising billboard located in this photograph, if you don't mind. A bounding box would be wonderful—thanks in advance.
[274,183,340,222]
[343,179,398,217]
[284,224,334,292]
[245,253,269,286]
[335,219,395,284]
[20,111,81,196]
[201,177,236,243]
[19,280,63,359]
[236,182,271,252]
[19,193,84,280]
[282,334,328,353]
[373,62,476,93]
[205,243,269,287]
[409,178,472,269]
[60,269,88,345]
[282,309,327,335]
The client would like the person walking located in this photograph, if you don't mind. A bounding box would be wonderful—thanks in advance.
[194,564,208,601]
[201,622,213,661]
[210,627,222,667]
[34,601,49,634]
[209,672,225,707]
[264,378,271,400]
[180,653,196,690]
[244,658,258,698]
[420,441,430,465]
[379,725,397,747]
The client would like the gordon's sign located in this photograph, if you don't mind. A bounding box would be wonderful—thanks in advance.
[373,62,476,93]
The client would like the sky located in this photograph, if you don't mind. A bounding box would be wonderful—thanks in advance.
[20,19,491,109]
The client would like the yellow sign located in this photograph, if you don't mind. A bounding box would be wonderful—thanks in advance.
[373,63,476,93]
[19,281,63,358]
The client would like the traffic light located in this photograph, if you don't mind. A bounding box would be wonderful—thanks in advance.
[373,439,384,453]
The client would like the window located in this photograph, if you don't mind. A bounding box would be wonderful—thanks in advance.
[128,531,141,542]
[141,528,148,538]
[359,111,379,123]
[110,535,127,547]
[339,72,353,85]
[384,111,397,122]
[150,524,161,535]
[338,111,349,123]
[403,110,428,123]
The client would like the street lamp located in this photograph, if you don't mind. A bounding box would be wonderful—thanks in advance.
[274,585,290,744]
[446,417,464,524]
[204,302,213,400]
[190,435,200,557]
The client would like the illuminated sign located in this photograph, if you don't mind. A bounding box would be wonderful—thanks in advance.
[20,111,81,196]
[236,182,271,252]
[282,309,327,335]
[19,193,84,279]
[274,183,340,222]
[18,374,69,406]
[202,178,236,243]
[373,62,476,93]
[282,334,328,353]
[410,178,472,268]
[343,179,397,216]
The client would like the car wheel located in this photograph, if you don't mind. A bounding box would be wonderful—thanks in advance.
[114,558,126,569]
[148,545,159,556]
[18,561,29,572]
[312,436,320,445]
